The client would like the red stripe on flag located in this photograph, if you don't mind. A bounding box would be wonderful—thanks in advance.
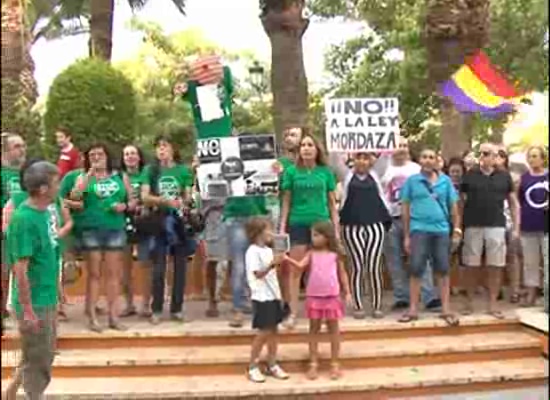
[465,51,520,98]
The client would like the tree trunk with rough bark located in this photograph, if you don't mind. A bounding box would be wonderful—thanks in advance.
[90,0,114,60]
[261,1,309,141]
[424,0,490,159]
[1,0,24,131]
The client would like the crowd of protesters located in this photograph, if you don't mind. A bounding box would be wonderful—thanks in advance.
[1,126,548,393]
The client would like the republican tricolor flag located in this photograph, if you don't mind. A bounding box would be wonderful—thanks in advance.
[440,51,526,117]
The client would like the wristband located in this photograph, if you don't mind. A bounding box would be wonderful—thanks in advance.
[453,228,463,235]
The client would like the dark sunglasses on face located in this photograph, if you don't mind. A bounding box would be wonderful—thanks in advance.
[421,154,436,160]
[480,151,493,157]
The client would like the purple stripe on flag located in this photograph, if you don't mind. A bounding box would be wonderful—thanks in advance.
[439,80,514,116]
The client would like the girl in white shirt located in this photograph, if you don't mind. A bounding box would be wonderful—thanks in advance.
[245,217,289,383]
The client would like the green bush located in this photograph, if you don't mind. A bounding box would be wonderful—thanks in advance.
[44,58,137,153]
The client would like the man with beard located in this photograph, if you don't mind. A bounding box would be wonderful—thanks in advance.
[1,132,26,334]
[55,127,80,179]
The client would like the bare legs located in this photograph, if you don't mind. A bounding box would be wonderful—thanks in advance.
[85,251,102,332]
[206,260,219,317]
[121,247,136,316]
[307,319,341,380]
[287,244,307,328]
[104,250,126,330]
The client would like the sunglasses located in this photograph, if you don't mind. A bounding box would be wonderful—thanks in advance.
[421,154,436,160]
[480,151,494,157]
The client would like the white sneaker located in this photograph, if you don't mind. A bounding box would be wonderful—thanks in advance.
[248,366,266,383]
[266,364,289,380]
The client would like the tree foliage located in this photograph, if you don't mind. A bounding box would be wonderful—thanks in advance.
[311,0,548,149]
[44,58,137,152]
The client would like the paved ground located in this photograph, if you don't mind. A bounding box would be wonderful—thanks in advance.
[402,386,548,400]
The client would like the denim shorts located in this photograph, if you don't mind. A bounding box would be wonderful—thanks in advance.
[288,224,312,246]
[409,232,450,278]
[80,229,127,251]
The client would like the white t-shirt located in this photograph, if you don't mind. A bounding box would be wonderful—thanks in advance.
[380,161,421,217]
[245,244,282,302]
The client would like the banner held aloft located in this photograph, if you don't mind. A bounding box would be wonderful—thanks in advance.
[325,98,400,152]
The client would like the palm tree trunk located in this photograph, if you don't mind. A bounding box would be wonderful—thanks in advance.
[424,0,490,159]
[261,1,309,141]
[1,0,25,130]
[90,0,114,60]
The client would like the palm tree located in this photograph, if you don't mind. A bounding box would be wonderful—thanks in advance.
[424,0,490,158]
[1,0,25,130]
[260,0,309,140]
[90,0,185,60]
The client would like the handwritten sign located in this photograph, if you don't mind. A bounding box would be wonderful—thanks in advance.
[325,98,399,152]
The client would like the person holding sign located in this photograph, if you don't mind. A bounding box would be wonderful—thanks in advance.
[279,134,339,329]
[329,151,392,319]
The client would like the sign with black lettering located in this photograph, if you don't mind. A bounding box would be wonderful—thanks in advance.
[325,98,400,152]
[196,134,279,199]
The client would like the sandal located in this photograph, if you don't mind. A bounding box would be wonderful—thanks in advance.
[330,362,342,380]
[120,307,137,318]
[139,309,152,319]
[108,319,128,331]
[398,313,418,323]
[510,293,520,304]
[439,313,460,327]
[306,362,318,380]
[88,320,103,333]
[488,310,505,320]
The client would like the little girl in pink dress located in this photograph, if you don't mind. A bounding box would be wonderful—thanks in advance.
[284,221,351,380]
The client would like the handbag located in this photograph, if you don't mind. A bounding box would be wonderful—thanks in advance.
[134,163,166,237]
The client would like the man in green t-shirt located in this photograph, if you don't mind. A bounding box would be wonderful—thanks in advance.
[5,161,60,399]
[1,132,26,334]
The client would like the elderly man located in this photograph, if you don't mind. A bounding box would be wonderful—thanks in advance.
[5,161,61,399]
[1,132,26,334]
[460,143,520,318]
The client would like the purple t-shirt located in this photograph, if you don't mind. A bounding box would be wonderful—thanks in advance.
[519,171,548,232]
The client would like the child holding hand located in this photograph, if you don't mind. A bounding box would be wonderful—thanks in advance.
[284,221,351,381]
[245,217,289,383]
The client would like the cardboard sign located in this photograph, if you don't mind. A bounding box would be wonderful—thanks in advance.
[196,134,279,199]
[325,98,400,152]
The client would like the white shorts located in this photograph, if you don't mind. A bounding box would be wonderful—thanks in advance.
[462,227,507,268]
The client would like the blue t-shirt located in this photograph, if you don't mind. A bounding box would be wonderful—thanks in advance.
[400,172,458,234]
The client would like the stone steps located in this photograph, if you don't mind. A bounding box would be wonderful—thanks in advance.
[3,358,547,399]
[1,331,541,379]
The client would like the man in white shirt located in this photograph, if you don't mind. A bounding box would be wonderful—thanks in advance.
[381,137,440,311]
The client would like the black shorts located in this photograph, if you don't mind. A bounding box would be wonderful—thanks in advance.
[252,300,283,330]
[288,224,312,246]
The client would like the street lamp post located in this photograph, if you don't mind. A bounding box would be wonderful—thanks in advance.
[248,60,266,96]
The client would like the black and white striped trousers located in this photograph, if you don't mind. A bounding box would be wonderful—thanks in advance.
[341,223,386,311]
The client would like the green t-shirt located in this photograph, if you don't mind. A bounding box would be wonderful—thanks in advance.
[128,170,143,200]
[59,169,87,233]
[223,196,268,220]
[6,203,60,313]
[142,164,193,210]
[11,192,66,253]
[281,165,336,226]
[80,173,128,230]
[184,66,234,139]
[1,166,21,208]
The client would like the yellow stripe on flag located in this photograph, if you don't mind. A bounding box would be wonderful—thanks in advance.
[453,66,521,108]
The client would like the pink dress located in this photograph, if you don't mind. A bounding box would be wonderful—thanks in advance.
[305,251,345,320]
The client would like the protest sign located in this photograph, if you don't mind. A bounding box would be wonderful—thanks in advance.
[196,134,279,199]
[325,98,400,152]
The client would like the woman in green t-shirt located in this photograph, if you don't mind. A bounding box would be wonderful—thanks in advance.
[119,144,153,318]
[71,144,135,332]
[141,134,194,325]
[279,134,339,329]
